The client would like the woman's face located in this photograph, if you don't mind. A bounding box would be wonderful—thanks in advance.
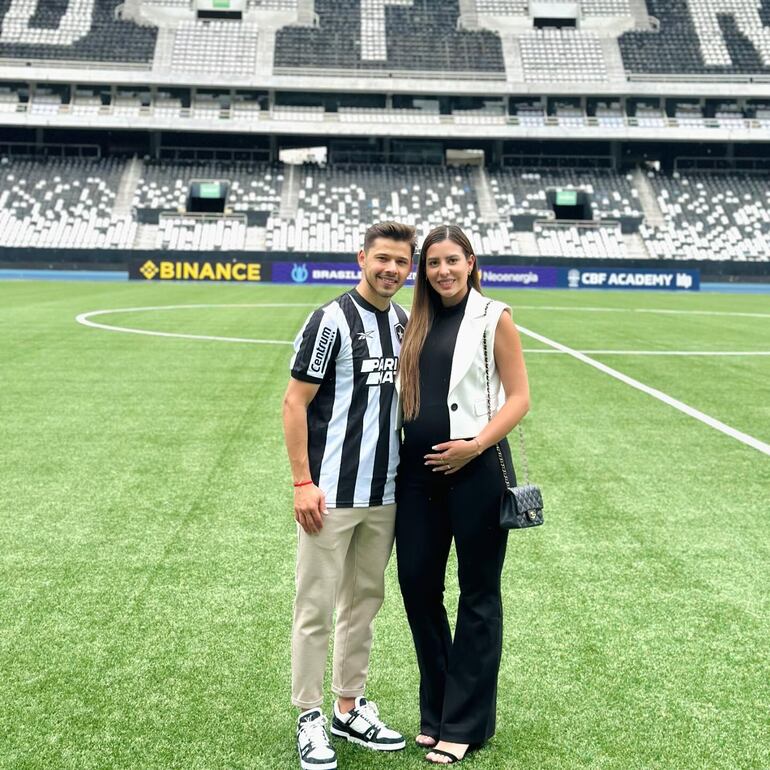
[424,239,474,306]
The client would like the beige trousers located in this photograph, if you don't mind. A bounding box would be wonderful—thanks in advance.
[291,503,396,709]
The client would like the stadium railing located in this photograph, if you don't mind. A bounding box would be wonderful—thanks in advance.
[627,73,770,83]
[0,57,151,71]
[272,67,506,81]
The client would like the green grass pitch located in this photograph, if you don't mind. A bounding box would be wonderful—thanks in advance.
[1,280,768,770]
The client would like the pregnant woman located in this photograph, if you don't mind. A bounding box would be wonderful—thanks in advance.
[396,225,530,764]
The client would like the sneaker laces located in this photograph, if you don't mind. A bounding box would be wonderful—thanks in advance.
[300,715,331,750]
[357,700,386,731]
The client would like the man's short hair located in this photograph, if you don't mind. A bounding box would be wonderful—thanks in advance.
[363,221,417,257]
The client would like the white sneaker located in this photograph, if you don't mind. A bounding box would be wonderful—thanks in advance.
[330,697,406,751]
[296,708,337,770]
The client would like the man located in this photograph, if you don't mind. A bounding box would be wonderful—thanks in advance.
[283,221,416,770]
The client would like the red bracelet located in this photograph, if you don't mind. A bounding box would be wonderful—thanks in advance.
[293,480,314,488]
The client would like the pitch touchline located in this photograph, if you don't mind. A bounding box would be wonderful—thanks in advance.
[517,324,770,457]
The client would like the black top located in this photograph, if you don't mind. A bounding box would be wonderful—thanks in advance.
[401,289,470,473]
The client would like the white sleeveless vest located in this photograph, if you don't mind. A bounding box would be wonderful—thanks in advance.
[396,287,510,438]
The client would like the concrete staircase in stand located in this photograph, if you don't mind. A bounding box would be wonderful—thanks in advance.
[623,232,651,259]
[279,164,300,220]
[245,226,267,251]
[134,223,158,250]
[516,230,540,257]
[631,166,665,228]
[472,165,500,224]
[152,27,175,73]
[629,0,654,29]
[599,37,629,85]
[113,156,144,218]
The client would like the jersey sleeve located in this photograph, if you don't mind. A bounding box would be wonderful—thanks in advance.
[290,307,340,383]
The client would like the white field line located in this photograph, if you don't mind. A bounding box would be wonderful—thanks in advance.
[517,325,770,457]
[75,305,770,355]
[76,304,770,453]
[74,304,317,346]
[526,350,770,356]
[512,305,770,320]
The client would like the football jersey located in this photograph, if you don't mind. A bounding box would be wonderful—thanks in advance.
[290,288,408,508]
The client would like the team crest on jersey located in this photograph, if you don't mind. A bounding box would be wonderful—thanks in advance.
[361,356,399,386]
[394,323,405,343]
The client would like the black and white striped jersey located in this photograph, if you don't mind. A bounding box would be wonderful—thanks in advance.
[290,288,409,509]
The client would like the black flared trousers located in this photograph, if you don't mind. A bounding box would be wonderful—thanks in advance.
[395,443,512,744]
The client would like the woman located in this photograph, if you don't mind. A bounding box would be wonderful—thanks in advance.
[396,225,530,765]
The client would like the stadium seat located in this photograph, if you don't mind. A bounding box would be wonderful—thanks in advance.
[2,156,769,261]
[0,0,156,65]
[641,170,770,261]
[171,20,259,76]
[621,0,770,76]
[274,0,504,74]
[521,29,609,83]
[0,157,136,249]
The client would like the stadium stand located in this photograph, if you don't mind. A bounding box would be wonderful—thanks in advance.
[520,29,609,83]
[274,0,505,74]
[2,153,768,261]
[594,101,625,128]
[489,167,642,221]
[535,222,628,259]
[133,160,282,214]
[170,20,259,75]
[0,88,21,113]
[641,170,770,261]
[3,0,770,84]
[157,215,248,250]
[0,0,157,65]
[582,0,632,15]
[620,0,770,75]
[0,157,135,248]
[475,0,528,15]
[264,162,518,255]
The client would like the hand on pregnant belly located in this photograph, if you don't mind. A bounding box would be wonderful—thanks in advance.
[424,439,481,475]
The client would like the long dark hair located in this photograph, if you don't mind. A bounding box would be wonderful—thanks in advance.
[399,225,481,421]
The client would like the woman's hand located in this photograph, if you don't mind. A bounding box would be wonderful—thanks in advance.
[424,439,481,475]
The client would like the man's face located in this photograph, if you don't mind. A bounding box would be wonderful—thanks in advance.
[357,237,413,300]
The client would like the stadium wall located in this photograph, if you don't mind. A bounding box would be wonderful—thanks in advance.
[1,249,769,284]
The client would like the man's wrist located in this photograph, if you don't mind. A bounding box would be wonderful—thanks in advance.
[293,479,314,488]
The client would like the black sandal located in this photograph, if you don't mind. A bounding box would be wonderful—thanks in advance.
[425,748,463,764]
[415,734,438,748]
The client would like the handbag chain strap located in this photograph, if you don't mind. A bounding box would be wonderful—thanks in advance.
[482,301,529,487]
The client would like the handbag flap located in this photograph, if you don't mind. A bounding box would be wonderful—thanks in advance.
[511,484,543,512]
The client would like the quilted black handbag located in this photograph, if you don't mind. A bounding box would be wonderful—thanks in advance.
[482,302,544,530]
